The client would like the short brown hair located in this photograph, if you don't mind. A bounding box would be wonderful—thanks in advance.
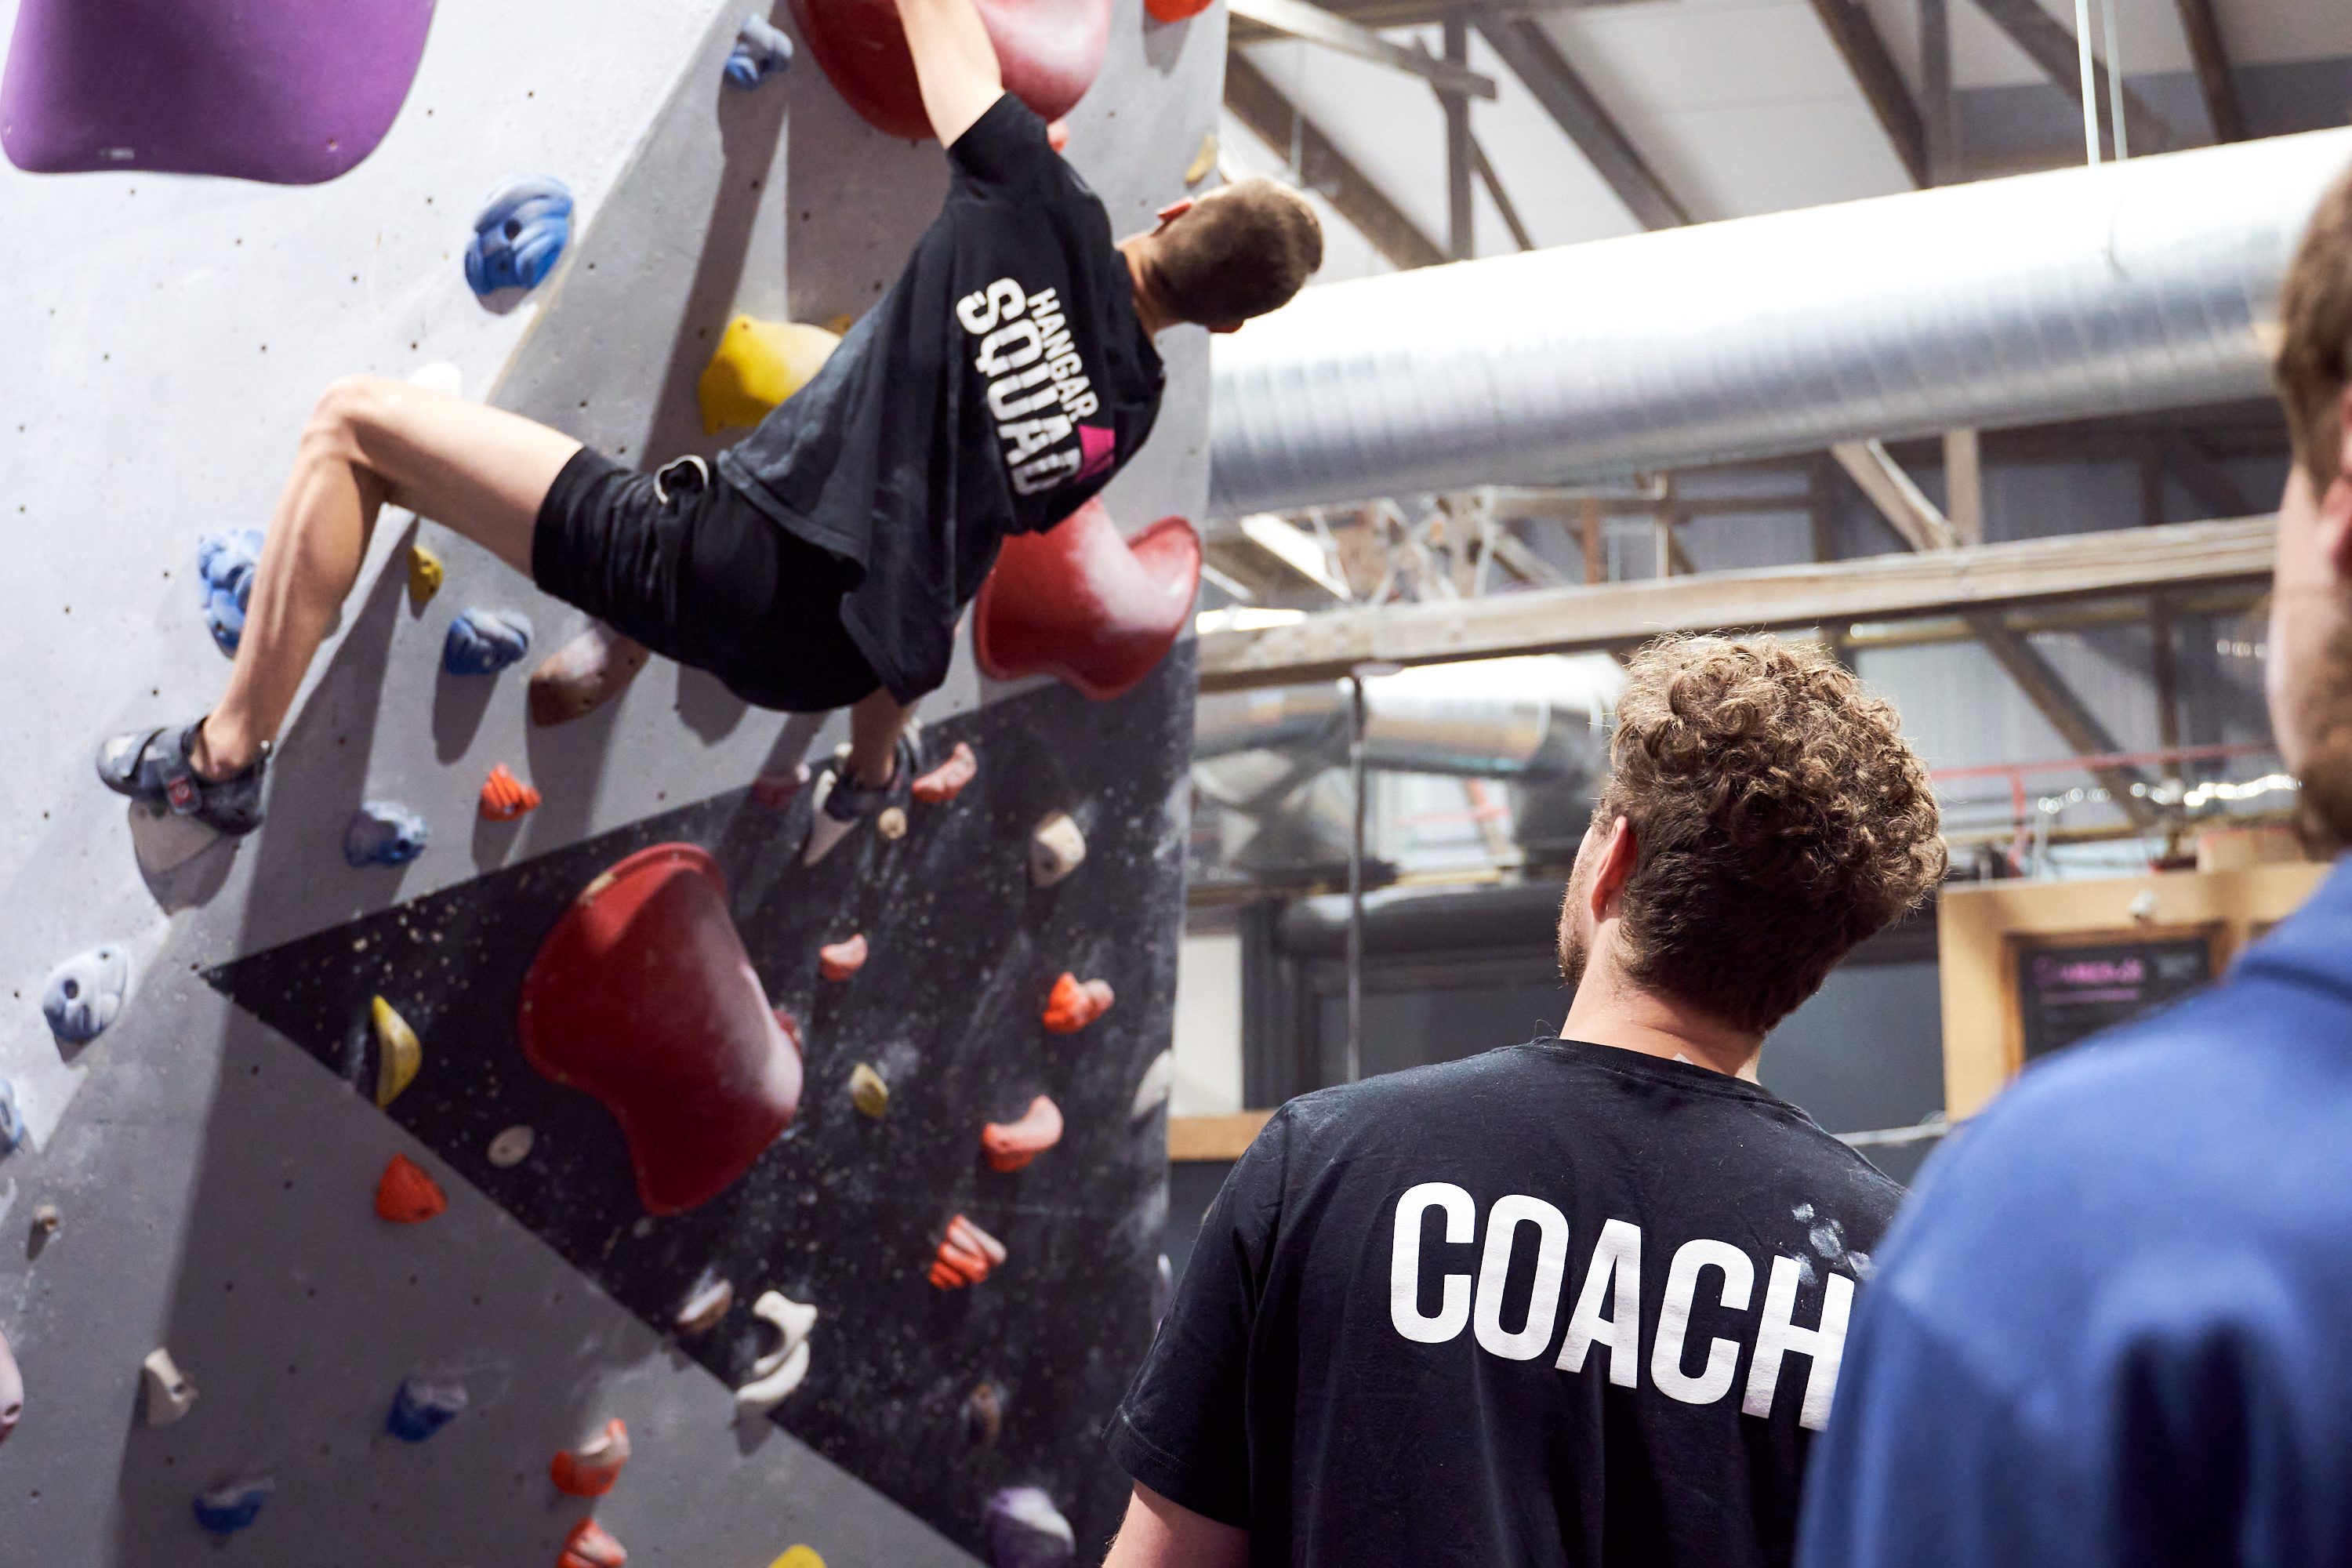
[1154,176,1323,327]
[1592,636,1946,1034]
[2278,162,2352,490]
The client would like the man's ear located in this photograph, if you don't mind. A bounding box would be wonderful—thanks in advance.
[1588,815,1636,923]
[2327,383,2352,579]
[1153,198,1194,233]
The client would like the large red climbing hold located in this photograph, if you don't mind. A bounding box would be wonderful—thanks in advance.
[982,1095,1065,1172]
[517,845,803,1216]
[912,742,978,804]
[559,1518,627,1568]
[376,1155,448,1224]
[974,500,1200,702]
[1041,972,1114,1033]
[787,0,1109,143]
[1145,0,1214,20]
[550,1417,630,1497]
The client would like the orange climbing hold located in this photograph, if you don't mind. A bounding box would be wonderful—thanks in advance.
[911,742,978,804]
[1041,973,1115,1033]
[982,1095,1064,1172]
[375,1155,448,1224]
[818,934,868,982]
[550,1417,630,1497]
[559,1518,628,1568]
[1145,0,1214,19]
[481,764,542,821]
[928,1214,1007,1290]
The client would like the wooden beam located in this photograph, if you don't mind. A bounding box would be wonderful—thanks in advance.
[1965,614,2161,826]
[1471,9,1692,230]
[1805,0,1929,187]
[1968,0,2176,155]
[1227,0,1497,96]
[1469,136,1536,251]
[1921,0,1959,185]
[1171,1111,1275,1161]
[1944,428,1984,546]
[1442,16,1476,260]
[1833,439,1958,551]
[1196,515,2275,689]
[2172,0,2245,143]
[1224,53,1447,271]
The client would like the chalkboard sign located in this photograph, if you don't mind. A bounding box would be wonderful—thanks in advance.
[2016,934,2215,1062]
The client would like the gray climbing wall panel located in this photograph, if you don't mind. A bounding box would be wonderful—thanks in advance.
[0,0,1225,1555]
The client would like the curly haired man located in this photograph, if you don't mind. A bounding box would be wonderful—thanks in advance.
[1105,635,1946,1568]
[1797,157,2352,1568]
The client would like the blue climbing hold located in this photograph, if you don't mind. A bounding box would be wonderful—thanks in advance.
[193,1476,274,1535]
[42,943,130,1045]
[197,530,265,656]
[463,176,574,297]
[0,1079,25,1156]
[345,803,430,868]
[725,15,794,88]
[385,1375,469,1442]
[443,608,534,677]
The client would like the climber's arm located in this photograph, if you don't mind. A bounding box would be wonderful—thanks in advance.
[896,0,1004,146]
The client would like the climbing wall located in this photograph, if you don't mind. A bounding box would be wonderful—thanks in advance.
[0,0,1224,1559]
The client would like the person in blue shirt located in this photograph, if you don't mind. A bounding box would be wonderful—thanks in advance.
[1797,158,2352,1568]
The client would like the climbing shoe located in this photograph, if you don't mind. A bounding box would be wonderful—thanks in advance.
[95,721,270,837]
[801,729,920,866]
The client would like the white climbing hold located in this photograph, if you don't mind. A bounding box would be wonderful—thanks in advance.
[42,943,131,1045]
[487,1126,535,1167]
[1130,1050,1175,1120]
[735,1290,817,1416]
[1030,812,1086,887]
[141,1348,198,1427]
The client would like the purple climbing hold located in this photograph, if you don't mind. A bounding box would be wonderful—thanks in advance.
[42,942,130,1044]
[345,802,429,868]
[197,531,264,656]
[986,1486,1075,1568]
[0,1079,23,1156]
[193,1476,274,1535]
[385,1374,467,1442]
[444,608,535,677]
[726,15,795,88]
[463,178,574,298]
[0,0,434,183]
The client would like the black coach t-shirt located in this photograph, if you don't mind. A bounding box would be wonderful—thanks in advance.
[714,93,1164,704]
[1108,1040,1903,1568]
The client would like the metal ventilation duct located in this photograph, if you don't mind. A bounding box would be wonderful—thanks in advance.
[1209,127,2352,517]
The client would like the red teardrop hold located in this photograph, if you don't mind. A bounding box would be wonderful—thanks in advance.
[787,0,1110,143]
[375,1155,448,1224]
[517,845,803,1216]
[559,1517,627,1568]
[974,500,1201,702]
[550,1417,631,1497]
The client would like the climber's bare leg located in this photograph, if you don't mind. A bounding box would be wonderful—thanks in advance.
[195,376,579,779]
[847,686,914,788]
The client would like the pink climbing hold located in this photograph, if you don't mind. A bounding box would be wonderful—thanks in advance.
[911,742,978,804]
[982,1095,1064,1172]
[928,1214,1007,1290]
[973,499,1201,702]
[0,1326,21,1446]
[550,1417,630,1497]
[559,1518,628,1568]
[753,764,811,808]
[517,845,803,1216]
[1041,973,1114,1034]
[818,934,869,982]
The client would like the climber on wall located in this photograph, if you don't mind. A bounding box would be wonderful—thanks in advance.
[96,0,1322,857]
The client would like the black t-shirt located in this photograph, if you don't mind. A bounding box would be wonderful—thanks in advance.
[1108,1040,1903,1568]
[714,93,1165,704]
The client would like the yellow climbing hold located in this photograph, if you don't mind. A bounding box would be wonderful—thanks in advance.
[698,317,841,434]
[848,1062,889,1120]
[769,1548,826,1568]
[372,996,422,1108]
[1184,132,1218,187]
[407,543,444,608]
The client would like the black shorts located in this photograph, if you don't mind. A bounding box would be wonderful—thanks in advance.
[531,447,879,712]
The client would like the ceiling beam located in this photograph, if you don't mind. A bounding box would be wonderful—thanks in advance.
[1469,137,1536,251]
[1469,8,1691,230]
[2151,430,2252,520]
[1967,0,2177,155]
[2172,0,2245,143]
[1964,613,2159,824]
[1226,0,1497,97]
[1803,0,1929,187]
[1196,514,2274,688]
[1224,51,1447,271]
